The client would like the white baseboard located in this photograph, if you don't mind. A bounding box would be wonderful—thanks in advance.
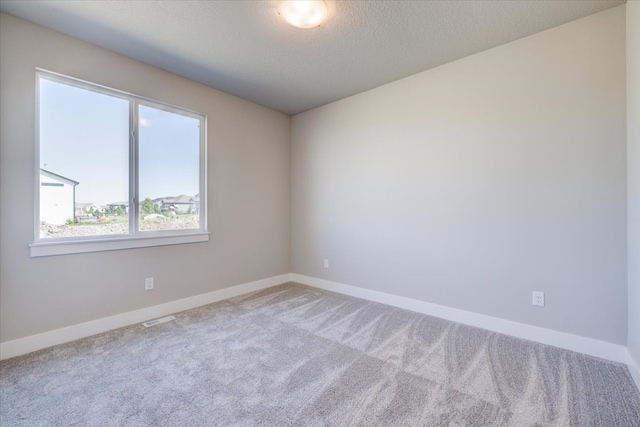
[292,274,629,364]
[4,271,636,382]
[627,350,640,391]
[0,274,291,360]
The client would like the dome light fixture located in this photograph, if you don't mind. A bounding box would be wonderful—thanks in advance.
[279,0,328,29]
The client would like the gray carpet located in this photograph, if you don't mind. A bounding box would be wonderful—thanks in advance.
[1,282,639,426]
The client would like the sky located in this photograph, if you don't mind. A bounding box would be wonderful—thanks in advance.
[39,78,201,207]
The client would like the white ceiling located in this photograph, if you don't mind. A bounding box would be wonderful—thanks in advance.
[0,0,625,115]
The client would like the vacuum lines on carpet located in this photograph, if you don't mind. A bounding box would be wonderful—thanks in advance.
[1,283,639,426]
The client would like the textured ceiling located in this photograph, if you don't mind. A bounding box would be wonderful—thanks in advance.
[0,0,625,115]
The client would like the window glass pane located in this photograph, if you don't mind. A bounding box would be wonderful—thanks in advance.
[39,78,130,239]
[138,104,200,231]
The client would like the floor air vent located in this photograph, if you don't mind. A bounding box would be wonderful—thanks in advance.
[142,315,176,327]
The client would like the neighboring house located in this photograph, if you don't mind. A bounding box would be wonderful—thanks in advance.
[155,195,197,214]
[106,201,129,215]
[39,169,79,225]
[75,202,97,216]
[151,197,165,212]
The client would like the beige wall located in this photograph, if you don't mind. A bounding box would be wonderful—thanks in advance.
[0,13,291,342]
[628,1,640,364]
[291,7,627,344]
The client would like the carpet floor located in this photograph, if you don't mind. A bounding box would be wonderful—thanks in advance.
[1,282,639,426]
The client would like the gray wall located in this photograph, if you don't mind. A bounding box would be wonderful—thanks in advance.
[628,1,640,364]
[0,14,291,343]
[291,7,627,344]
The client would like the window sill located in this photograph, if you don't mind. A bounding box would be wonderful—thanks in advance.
[29,232,209,257]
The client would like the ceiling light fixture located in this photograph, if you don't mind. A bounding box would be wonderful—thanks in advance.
[279,0,328,29]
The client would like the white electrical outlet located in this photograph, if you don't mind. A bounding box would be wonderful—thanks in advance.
[323,259,329,268]
[532,291,544,307]
[145,277,154,291]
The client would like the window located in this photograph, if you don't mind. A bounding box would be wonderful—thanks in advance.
[31,70,207,257]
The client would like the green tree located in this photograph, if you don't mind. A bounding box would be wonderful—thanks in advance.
[142,198,154,214]
[115,206,124,217]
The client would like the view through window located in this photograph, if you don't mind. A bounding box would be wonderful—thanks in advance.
[37,72,205,241]
[138,104,201,232]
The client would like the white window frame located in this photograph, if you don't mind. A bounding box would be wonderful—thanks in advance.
[30,69,208,257]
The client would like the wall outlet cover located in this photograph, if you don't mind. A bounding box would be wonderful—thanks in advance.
[532,291,545,307]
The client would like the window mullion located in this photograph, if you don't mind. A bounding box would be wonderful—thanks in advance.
[130,99,139,236]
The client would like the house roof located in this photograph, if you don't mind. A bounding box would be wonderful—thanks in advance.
[161,195,194,204]
[40,168,79,186]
